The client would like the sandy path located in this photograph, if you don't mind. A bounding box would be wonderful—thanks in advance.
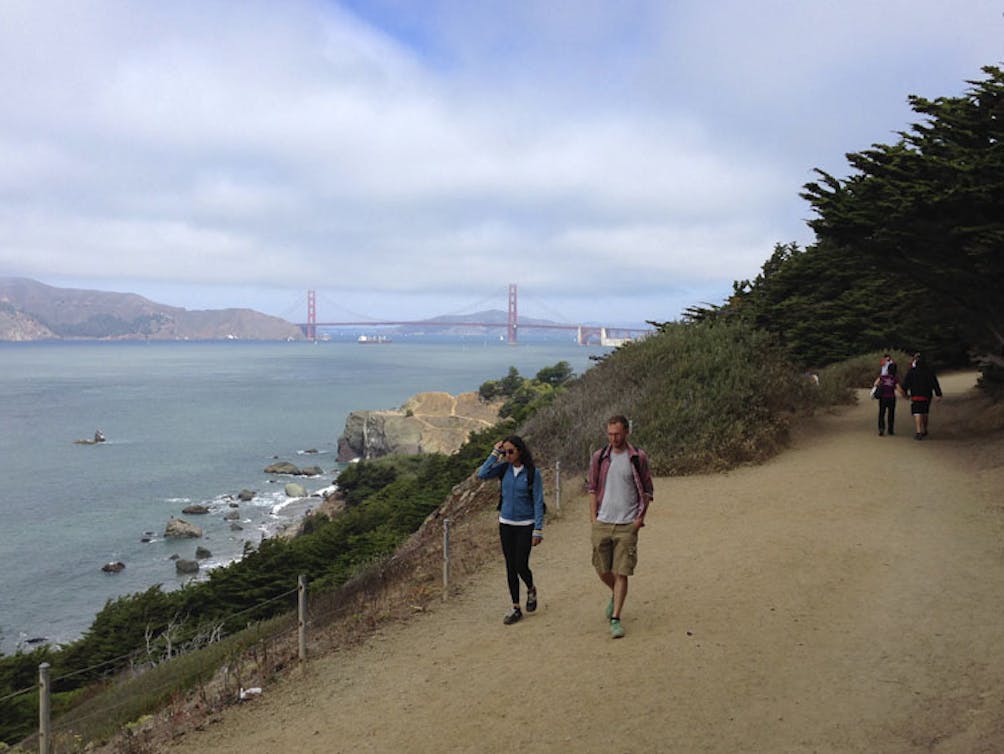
[170,372,1003,753]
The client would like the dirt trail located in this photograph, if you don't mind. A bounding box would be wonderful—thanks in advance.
[170,372,1004,753]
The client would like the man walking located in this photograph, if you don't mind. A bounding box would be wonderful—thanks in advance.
[588,415,654,639]
[902,352,943,439]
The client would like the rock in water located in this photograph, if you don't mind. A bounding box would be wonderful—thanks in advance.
[284,482,307,498]
[264,461,300,475]
[181,504,210,515]
[165,518,203,538]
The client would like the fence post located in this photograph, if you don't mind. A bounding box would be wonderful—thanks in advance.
[554,460,561,514]
[38,662,51,754]
[442,517,451,601]
[297,574,307,662]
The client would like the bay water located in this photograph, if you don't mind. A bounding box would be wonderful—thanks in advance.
[0,338,606,654]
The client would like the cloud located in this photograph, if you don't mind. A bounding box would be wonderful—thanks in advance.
[0,0,1000,323]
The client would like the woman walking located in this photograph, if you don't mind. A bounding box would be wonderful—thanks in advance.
[872,361,902,436]
[477,435,545,625]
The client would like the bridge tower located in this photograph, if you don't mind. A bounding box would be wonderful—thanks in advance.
[507,283,518,344]
[306,289,316,341]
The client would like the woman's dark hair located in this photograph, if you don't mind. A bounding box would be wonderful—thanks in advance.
[887,362,897,376]
[505,434,534,467]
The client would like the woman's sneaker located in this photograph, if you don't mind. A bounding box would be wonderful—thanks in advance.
[503,607,523,625]
[526,588,538,613]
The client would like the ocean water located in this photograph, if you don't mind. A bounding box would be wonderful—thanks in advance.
[0,338,606,654]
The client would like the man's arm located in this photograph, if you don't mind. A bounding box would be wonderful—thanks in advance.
[587,450,601,521]
[634,452,654,527]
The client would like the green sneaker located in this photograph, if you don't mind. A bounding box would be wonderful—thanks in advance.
[610,618,625,639]
[605,596,614,620]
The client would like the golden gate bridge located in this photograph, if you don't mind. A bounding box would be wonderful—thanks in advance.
[297,284,651,346]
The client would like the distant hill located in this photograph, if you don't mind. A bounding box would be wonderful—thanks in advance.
[338,309,581,343]
[0,278,304,341]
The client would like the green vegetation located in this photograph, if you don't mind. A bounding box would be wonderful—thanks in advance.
[478,360,576,423]
[522,319,818,475]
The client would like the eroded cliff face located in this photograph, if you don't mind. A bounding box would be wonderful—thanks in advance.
[337,391,502,461]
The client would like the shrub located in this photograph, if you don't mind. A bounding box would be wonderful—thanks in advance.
[521,320,817,475]
[814,349,913,403]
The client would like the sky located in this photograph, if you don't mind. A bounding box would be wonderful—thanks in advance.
[1,1,1001,327]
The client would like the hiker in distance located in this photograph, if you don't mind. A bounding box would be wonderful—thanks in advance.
[902,352,943,440]
[872,360,904,436]
[588,415,654,639]
[477,435,545,626]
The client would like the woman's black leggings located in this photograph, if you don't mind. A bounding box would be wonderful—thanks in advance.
[499,523,534,605]
[878,397,896,433]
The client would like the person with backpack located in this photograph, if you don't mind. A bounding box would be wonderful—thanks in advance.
[872,361,904,436]
[587,415,654,639]
[477,434,545,625]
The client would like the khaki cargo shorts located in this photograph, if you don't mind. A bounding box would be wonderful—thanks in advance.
[591,521,638,576]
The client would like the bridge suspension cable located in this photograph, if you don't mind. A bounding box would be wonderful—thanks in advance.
[518,290,575,324]
[312,290,382,322]
[435,289,507,318]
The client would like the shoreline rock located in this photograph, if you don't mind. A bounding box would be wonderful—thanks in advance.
[264,461,324,476]
[337,390,501,461]
[165,518,203,538]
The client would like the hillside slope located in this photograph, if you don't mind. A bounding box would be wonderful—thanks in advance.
[168,372,1003,753]
[0,277,303,340]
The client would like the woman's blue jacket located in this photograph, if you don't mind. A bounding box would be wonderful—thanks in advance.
[477,453,545,534]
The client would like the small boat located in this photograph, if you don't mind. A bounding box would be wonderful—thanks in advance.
[74,429,106,445]
[357,335,392,344]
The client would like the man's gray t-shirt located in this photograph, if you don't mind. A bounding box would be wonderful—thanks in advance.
[597,450,639,524]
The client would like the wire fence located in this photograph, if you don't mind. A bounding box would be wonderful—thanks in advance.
[13,462,566,753]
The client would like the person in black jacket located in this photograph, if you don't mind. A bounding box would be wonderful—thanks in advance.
[901,353,943,440]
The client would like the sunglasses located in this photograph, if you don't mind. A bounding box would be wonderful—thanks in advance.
[503,448,517,455]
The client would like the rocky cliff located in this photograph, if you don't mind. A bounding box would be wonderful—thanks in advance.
[337,391,502,461]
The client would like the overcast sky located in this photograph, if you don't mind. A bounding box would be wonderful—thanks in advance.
[1,1,1000,326]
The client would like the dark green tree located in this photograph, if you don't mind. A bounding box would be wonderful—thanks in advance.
[801,65,1004,376]
[499,366,523,395]
[715,241,964,368]
[478,366,523,401]
[534,360,574,386]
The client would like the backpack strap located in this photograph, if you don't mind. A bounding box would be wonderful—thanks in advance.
[630,453,654,496]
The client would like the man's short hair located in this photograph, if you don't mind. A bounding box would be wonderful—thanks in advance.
[607,415,630,431]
